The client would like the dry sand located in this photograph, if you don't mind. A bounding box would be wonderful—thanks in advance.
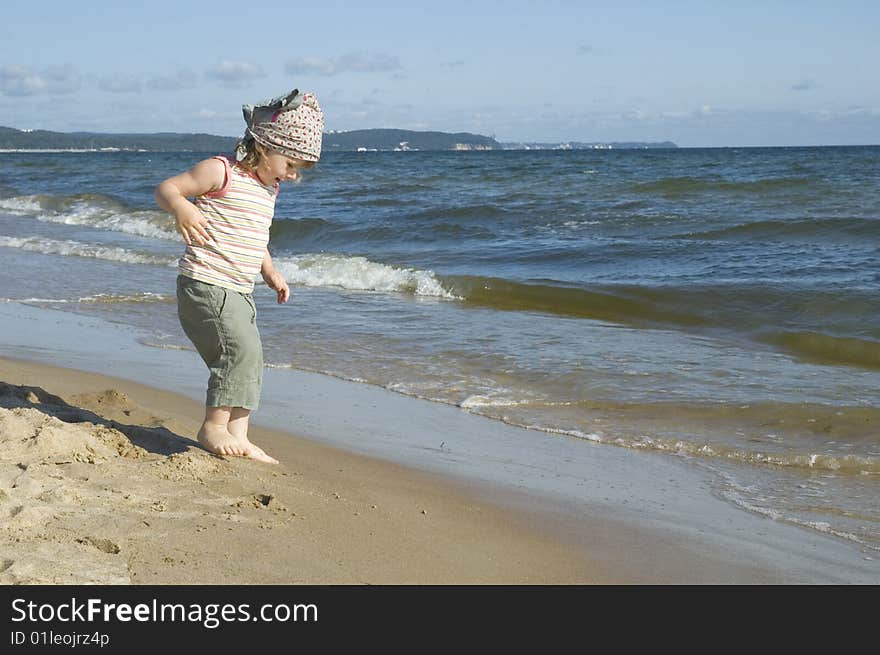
[0,357,599,585]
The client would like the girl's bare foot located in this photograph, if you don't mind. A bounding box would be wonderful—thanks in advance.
[226,408,278,464]
[198,423,247,455]
[240,440,279,464]
[197,424,278,463]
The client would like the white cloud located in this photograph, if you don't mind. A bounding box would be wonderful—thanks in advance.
[2,66,199,96]
[0,64,81,96]
[98,74,142,93]
[0,65,46,95]
[147,69,199,91]
[843,106,880,117]
[791,79,818,92]
[286,52,401,76]
[285,57,336,76]
[206,60,264,85]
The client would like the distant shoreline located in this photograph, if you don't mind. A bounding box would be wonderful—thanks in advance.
[0,148,151,153]
[2,125,876,151]
[0,125,676,152]
[2,144,876,153]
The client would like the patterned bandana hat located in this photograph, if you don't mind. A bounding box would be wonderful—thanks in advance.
[235,89,323,163]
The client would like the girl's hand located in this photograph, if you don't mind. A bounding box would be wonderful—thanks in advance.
[262,268,290,304]
[173,200,211,246]
[155,158,225,246]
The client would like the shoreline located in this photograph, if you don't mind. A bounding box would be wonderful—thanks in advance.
[1,301,878,583]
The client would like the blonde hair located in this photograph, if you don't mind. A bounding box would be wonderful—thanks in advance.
[235,140,316,173]
[235,140,267,172]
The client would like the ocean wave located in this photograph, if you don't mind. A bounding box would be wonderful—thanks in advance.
[269,217,335,242]
[272,263,879,351]
[257,338,880,476]
[325,363,880,475]
[714,474,879,551]
[270,218,401,247]
[266,352,876,475]
[335,181,439,198]
[402,204,509,222]
[441,275,708,326]
[759,331,880,370]
[632,176,814,197]
[358,197,411,207]
[0,193,175,240]
[445,394,880,475]
[269,216,496,249]
[274,253,457,298]
[0,235,174,266]
[584,283,879,340]
[676,217,878,241]
[500,419,880,474]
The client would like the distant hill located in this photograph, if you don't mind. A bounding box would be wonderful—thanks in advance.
[0,126,676,152]
[323,129,500,151]
[0,126,236,152]
[0,126,502,152]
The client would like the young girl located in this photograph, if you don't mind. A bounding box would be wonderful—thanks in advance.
[155,89,323,464]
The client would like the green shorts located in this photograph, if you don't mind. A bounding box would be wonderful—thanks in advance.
[176,275,263,410]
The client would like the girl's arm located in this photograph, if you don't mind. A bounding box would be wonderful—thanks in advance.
[261,249,290,304]
[155,158,226,246]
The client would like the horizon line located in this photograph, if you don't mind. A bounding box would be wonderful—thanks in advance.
[0,125,877,150]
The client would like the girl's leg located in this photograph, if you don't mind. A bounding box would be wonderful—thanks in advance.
[227,407,250,440]
[177,277,275,463]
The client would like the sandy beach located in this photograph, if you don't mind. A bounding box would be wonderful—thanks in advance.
[0,356,601,584]
[1,301,877,585]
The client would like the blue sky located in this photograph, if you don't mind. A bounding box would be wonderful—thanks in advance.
[1,0,878,146]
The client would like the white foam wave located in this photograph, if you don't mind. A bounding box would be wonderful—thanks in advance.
[522,425,605,443]
[67,209,175,241]
[275,253,457,298]
[562,220,601,228]
[139,342,193,352]
[0,235,174,266]
[79,292,174,304]
[0,195,176,240]
[714,471,878,552]
[452,404,880,474]
[459,395,533,409]
[0,197,44,214]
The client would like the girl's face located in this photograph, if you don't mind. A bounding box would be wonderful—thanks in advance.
[255,150,312,186]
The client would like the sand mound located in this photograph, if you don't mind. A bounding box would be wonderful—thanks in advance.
[1,407,120,462]
[69,388,142,423]
[0,381,262,585]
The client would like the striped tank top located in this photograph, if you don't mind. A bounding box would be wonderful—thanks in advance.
[177,156,278,293]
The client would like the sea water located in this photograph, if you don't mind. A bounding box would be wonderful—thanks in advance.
[0,146,878,552]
